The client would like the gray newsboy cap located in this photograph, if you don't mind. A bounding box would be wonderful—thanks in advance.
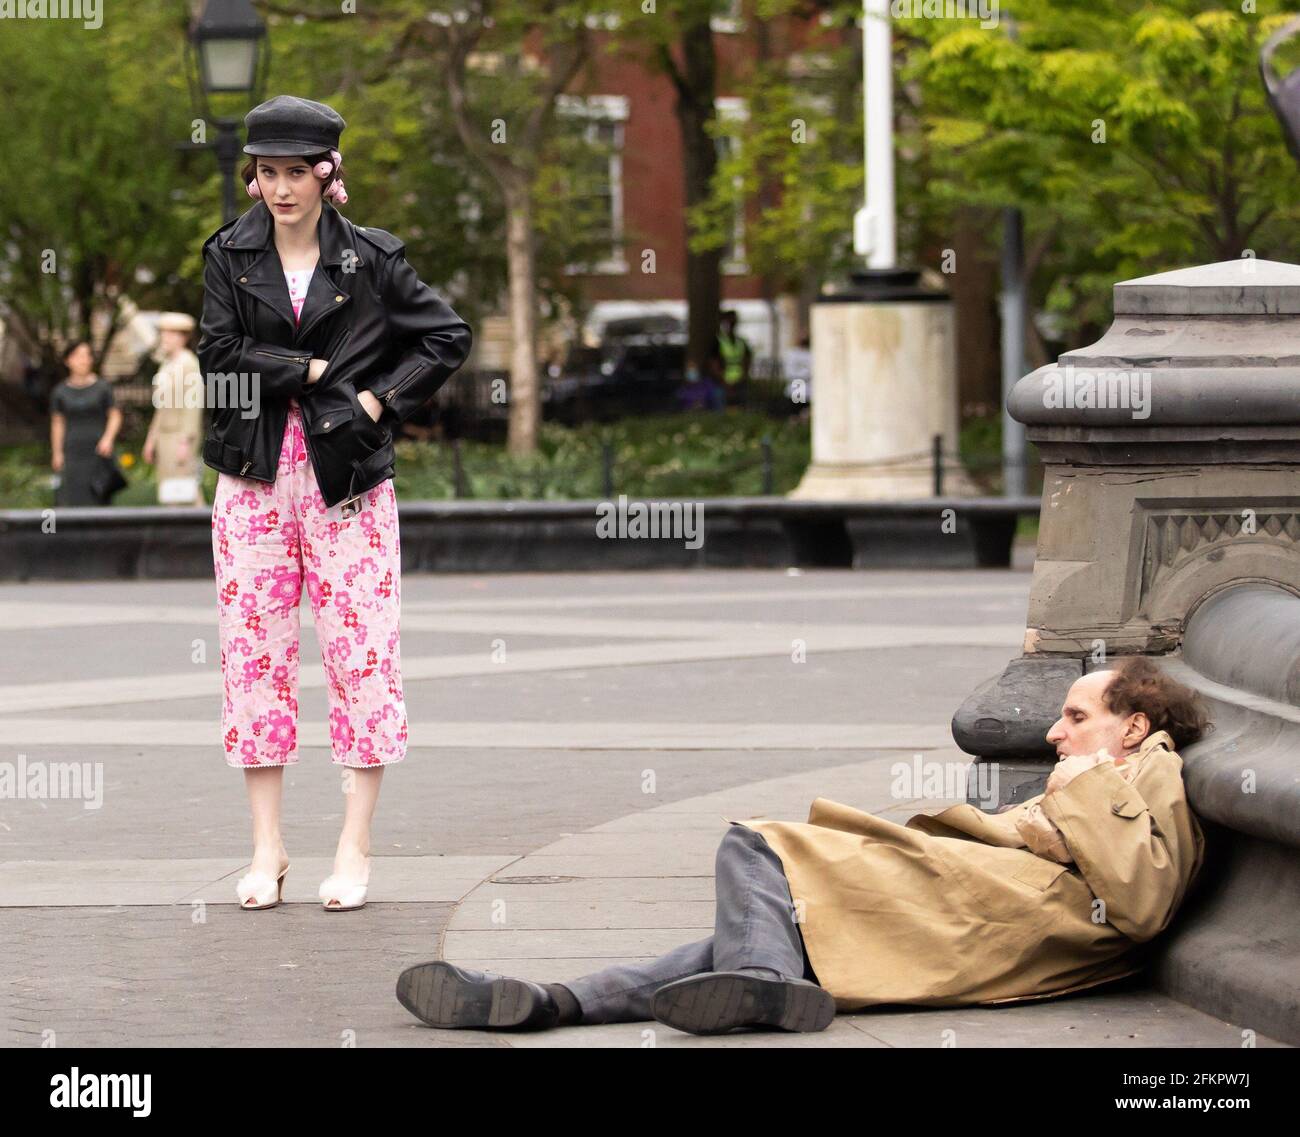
[243,95,346,157]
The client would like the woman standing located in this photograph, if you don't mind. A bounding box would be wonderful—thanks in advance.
[197,95,472,911]
[143,312,206,506]
[50,340,123,506]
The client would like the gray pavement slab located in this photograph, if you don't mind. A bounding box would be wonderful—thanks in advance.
[0,567,1285,1047]
[0,856,515,906]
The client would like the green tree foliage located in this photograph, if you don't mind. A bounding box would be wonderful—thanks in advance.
[687,5,866,292]
[897,0,1300,335]
[692,1,1298,347]
[685,1,863,291]
[0,5,204,370]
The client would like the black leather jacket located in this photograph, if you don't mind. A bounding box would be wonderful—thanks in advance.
[197,199,473,508]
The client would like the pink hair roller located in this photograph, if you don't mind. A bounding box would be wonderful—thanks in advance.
[246,149,347,203]
[322,149,348,204]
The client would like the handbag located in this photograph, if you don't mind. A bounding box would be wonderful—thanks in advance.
[158,475,201,504]
[90,453,128,501]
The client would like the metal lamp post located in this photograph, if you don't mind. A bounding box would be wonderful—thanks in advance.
[182,0,269,223]
[790,1,973,501]
[854,0,895,270]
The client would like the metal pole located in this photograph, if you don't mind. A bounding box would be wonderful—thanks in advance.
[854,0,896,269]
[215,119,242,225]
[999,15,1028,498]
[1000,207,1027,496]
[932,433,943,496]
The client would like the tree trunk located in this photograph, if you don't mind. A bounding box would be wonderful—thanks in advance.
[950,206,1001,418]
[675,17,724,379]
[503,176,540,454]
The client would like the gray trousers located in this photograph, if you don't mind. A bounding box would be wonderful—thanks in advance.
[564,823,818,1024]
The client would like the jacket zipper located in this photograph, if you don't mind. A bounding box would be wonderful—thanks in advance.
[382,365,423,404]
[231,403,289,483]
[253,349,312,364]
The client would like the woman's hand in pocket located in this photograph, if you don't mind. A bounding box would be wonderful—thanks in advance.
[306,358,328,386]
[357,388,383,423]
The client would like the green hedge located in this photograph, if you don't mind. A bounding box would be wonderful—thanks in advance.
[1,411,812,508]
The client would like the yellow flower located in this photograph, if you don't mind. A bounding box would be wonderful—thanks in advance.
[120,453,135,468]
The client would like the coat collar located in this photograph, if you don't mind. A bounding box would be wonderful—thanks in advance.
[217,199,365,268]
[1136,730,1176,757]
[1127,730,1177,772]
[219,200,359,343]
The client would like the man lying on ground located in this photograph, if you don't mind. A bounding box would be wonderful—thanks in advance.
[396,656,1210,1036]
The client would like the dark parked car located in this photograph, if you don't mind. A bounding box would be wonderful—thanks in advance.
[544,318,689,423]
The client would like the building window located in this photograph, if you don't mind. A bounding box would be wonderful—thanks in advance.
[556,95,629,275]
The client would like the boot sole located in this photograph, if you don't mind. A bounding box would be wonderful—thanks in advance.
[651,972,836,1035]
[396,960,548,1029]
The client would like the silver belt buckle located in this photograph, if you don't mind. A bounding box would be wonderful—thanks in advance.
[339,493,362,519]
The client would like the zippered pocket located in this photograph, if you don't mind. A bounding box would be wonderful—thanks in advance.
[253,348,312,365]
[382,363,425,404]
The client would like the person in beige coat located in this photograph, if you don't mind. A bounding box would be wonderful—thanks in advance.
[142,312,206,506]
[397,655,1211,1035]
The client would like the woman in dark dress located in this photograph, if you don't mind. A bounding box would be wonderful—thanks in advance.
[49,340,123,506]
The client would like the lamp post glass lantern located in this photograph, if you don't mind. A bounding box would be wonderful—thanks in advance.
[193,0,266,93]
[185,0,268,223]
[199,33,260,93]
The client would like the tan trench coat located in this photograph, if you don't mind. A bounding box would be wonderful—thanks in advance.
[730,730,1205,1010]
[148,348,205,502]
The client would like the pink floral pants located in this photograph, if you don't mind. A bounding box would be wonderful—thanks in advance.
[211,399,407,768]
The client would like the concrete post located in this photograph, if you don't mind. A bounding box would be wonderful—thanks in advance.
[789,269,977,501]
[954,257,1300,780]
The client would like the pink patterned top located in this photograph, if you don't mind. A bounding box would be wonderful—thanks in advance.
[284,267,314,324]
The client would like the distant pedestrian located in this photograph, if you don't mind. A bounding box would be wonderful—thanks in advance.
[713,309,752,408]
[143,312,205,505]
[49,340,123,506]
[676,362,724,413]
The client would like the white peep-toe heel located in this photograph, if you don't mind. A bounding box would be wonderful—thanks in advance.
[236,863,290,910]
[319,858,370,911]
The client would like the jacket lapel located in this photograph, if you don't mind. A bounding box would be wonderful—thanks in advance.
[220,203,295,337]
[293,201,360,344]
[218,200,361,344]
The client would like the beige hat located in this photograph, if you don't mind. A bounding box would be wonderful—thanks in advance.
[157,312,195,333]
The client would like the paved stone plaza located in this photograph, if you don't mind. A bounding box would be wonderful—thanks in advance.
[0,563,1283,1047]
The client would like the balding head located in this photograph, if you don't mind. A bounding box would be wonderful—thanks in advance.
[1045,668,1148,759]
[1045,657,1212,758]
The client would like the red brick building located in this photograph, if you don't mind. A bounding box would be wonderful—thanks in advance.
[476,3,846,372]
